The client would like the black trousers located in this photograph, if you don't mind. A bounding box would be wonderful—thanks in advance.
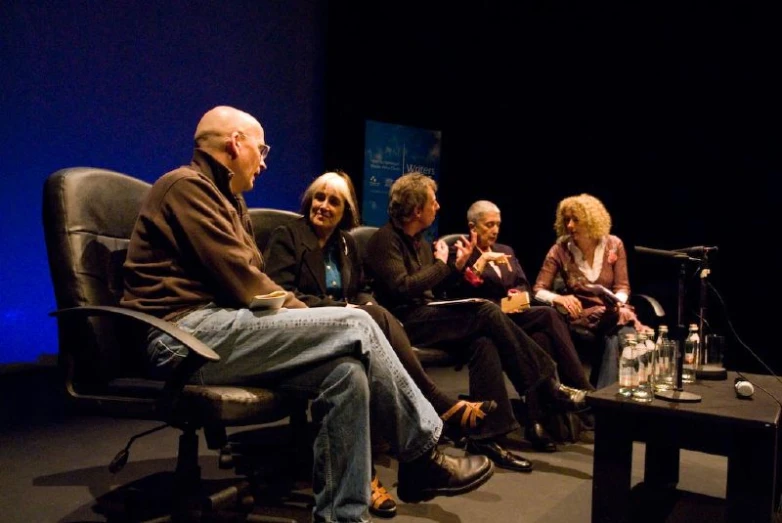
[359,303,457,415]
[508,306,593,390]
[396,300,556,440]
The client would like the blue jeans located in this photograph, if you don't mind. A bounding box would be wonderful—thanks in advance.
[147,305,442,523]
[596,325,637,389]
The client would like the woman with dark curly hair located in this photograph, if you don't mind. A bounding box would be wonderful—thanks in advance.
[533,193,646,388]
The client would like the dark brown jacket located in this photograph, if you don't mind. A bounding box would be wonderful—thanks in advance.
[122,150,304,320]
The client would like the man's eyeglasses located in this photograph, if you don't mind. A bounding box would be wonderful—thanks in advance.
[237,131,271,160]
[195,130,271,160]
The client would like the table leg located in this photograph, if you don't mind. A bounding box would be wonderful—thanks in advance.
[644,442,680,489]
[592,412,633,523]
[726,424,778,523]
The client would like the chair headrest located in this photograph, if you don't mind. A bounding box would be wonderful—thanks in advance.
[248,208,303,252]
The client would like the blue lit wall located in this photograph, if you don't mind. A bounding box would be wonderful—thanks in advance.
[0,1,326,364]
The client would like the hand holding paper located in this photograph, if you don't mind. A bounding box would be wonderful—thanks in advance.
[578,283,620,306]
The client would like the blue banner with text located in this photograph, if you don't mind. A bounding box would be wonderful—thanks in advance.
[362,119,442,241]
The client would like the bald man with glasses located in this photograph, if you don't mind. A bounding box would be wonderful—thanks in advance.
[122,106,494,523]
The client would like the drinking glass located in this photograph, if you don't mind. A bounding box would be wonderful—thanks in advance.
[703,334,726,370]
[654,340,677,392]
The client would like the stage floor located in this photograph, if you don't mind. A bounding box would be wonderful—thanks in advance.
[0,364,732,522]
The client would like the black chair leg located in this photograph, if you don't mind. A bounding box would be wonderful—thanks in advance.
[175,429,201,494]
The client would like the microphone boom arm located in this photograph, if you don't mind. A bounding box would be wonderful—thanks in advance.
[634,245,699,262]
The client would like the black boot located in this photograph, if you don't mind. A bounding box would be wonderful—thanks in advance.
[523,389,558,452]
[397,446,495,503]
[524,421,557,452]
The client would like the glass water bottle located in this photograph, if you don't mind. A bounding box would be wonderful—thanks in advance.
[653,325,674,391]
[618,333,638,398]
[682,323,700,384]
[632,330,654,403]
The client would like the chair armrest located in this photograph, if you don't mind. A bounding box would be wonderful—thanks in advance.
[50,305,219,361]
[50,305,220,416]
[631,294,665,318]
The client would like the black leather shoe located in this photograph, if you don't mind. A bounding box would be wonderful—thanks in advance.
[465,439,533,473]
[549,383,589,412]
[397,447,495,503]
[524,422,557,452]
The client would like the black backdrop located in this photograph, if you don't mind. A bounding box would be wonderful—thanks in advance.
[324,1,778,374]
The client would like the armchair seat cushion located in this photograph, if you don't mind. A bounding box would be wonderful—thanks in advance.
[183,384,291,424]
[104,378,292,424]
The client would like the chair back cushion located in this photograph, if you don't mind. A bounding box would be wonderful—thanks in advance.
[248,208,303,252]
[438,233,468,248]
[347,225,459,367]
[347,225,379,256]
[43,167,151,385]
[347,225,379,287]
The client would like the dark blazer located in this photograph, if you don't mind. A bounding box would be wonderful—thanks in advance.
[263,217,374,307]
[451,243,531,304]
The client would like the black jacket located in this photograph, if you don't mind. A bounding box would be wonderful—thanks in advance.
[263,217,374,307]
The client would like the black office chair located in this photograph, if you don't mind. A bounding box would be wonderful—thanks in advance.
[43,167,302,522]
[547,274,665,388]
[437,233,467,248]
[346,225,459,368]
[437,233,666,437]
[248,208,304,253]
[439,235,666,386]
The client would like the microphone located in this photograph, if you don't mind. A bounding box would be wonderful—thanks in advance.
[634,245,691,259]
[734,377,755,399]
[673,245,718,256]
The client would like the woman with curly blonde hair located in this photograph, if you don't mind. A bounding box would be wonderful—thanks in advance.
[553,194,612,240]
[533,194,645,388]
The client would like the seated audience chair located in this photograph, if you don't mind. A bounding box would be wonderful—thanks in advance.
[43,167,304,523]
[549,275,666,387]
[247,216,456,368]
[249,208,303,254]
[441,232,665,384]
[347,225,459,368]
[248,213,460,367]
[437,233,466,248]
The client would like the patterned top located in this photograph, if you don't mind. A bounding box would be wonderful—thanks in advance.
[532,235,636,332]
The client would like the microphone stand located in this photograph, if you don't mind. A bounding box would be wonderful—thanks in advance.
[695,251,727,380]
[655,256,702,403]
